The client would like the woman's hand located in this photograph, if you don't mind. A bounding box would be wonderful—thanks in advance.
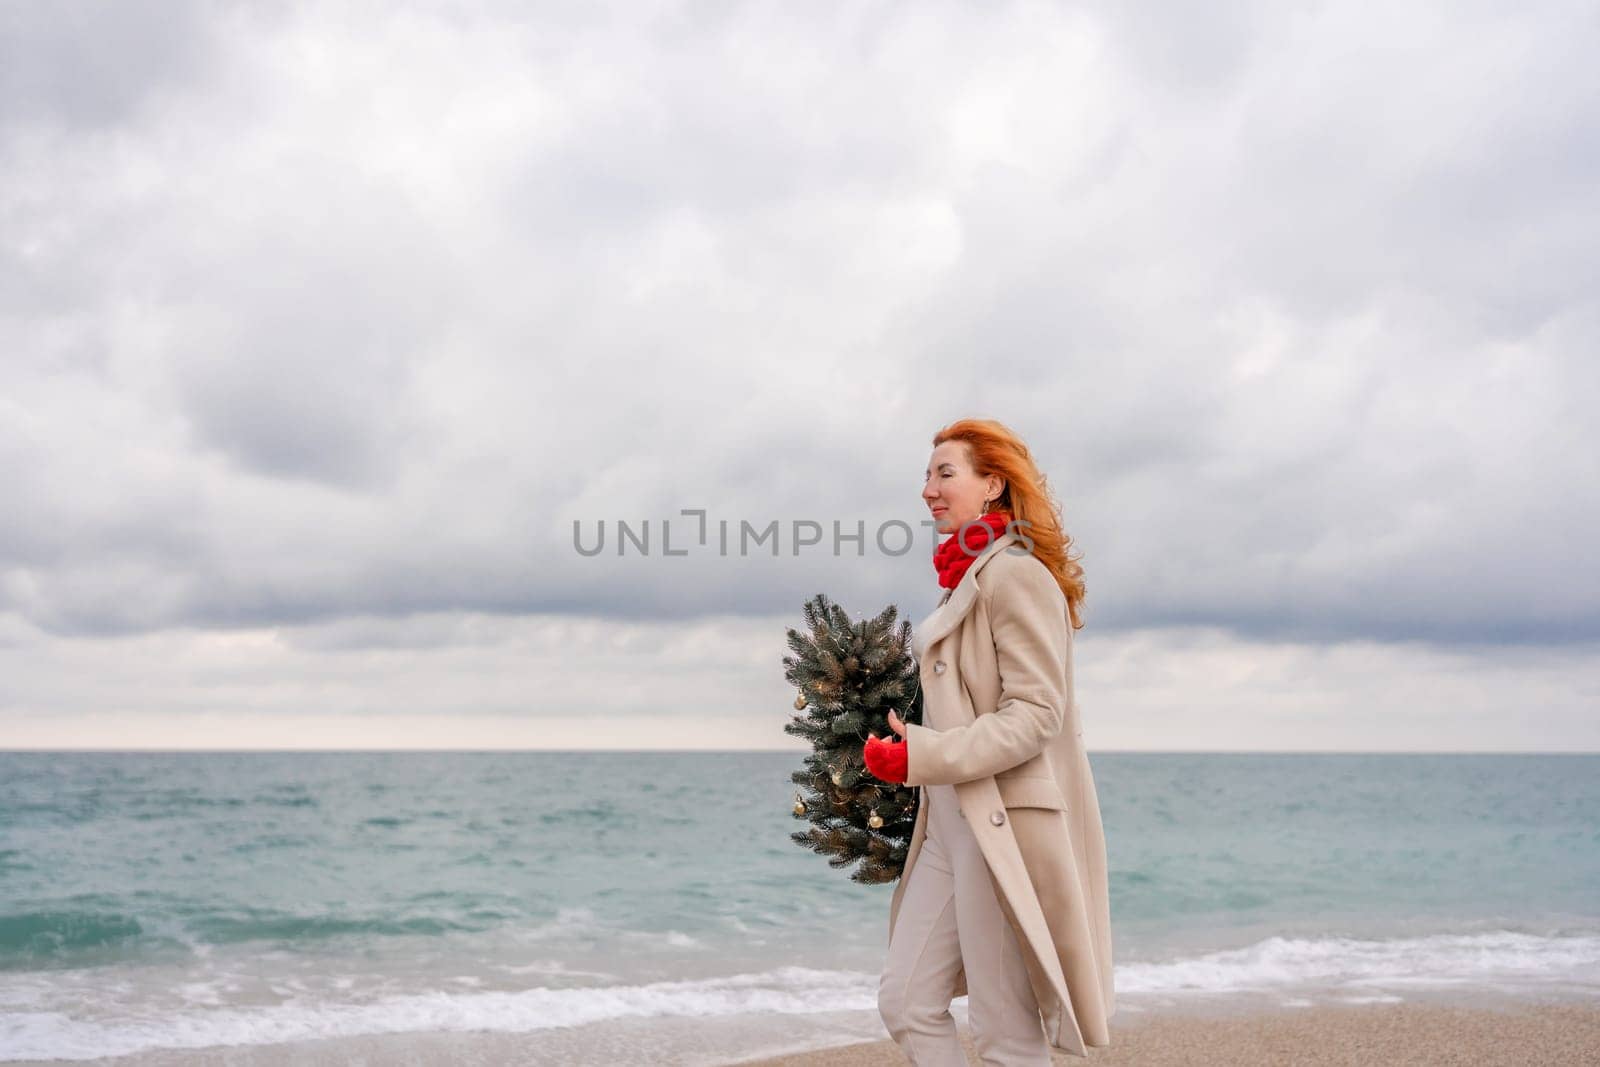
[863,709,909,784]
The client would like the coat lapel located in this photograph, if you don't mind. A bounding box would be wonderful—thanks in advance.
[916,530,1020,653]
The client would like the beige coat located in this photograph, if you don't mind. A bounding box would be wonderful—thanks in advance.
[888,529,1115,1056]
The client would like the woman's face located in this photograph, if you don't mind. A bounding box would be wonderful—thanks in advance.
[922,441,1001,536]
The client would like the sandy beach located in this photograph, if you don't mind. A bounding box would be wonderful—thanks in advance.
[729,1000,1600,1067]
[7,998,1592,1065]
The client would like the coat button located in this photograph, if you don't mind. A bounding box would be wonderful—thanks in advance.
[933,660,946,674]
[990,810,1006,826]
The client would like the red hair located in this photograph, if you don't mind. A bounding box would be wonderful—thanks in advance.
[933,418,1087,630]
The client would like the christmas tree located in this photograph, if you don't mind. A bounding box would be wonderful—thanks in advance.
[783,593,924,884]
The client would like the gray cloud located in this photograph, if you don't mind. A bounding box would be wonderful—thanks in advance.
[0,0,1596,663]
[0,1,217,129]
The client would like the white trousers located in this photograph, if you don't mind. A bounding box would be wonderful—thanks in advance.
[878,783,1051,1066]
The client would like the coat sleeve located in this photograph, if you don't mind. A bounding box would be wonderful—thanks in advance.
[903,556,1069,786]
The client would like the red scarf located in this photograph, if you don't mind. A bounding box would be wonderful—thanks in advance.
[933,511,1012,589]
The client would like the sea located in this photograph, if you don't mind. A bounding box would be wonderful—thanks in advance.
[1,751,1596,1064]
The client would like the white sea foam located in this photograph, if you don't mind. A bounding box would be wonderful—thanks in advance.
[509,906,603,941]
[1117,930,1600,998]
[3,931,1597,1061]
[0,966,881,1061]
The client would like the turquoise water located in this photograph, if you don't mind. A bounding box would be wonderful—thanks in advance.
[1,751,1596,1062]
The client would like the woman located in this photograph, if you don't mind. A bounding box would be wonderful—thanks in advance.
[862,418,1114,1063]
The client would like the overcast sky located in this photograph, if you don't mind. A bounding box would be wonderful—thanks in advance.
[3,1,1596,752]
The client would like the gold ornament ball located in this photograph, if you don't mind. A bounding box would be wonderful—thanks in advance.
[830,770,843,786]
[868,809,884,829]
[794,693,808,710]
[792,792,806,817]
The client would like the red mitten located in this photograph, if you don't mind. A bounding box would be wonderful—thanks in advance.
[863,734,908,784]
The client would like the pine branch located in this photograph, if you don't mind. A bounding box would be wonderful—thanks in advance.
[783,593,923,883]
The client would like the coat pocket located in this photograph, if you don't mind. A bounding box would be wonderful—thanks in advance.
[994,775,1069,811]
